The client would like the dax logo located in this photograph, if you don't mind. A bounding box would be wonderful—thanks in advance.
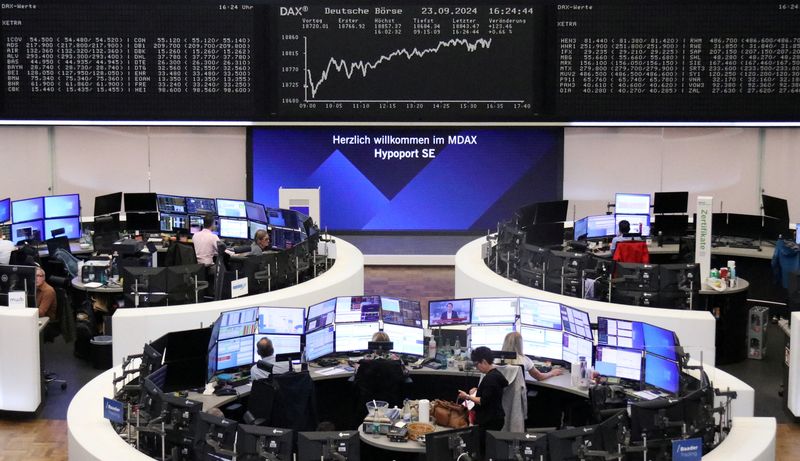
[280,6,308,16]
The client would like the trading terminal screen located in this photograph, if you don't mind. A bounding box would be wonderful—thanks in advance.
[519,298,562,330]
[472,297,517,324]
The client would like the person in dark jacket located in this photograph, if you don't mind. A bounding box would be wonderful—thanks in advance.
[458,346,508,431]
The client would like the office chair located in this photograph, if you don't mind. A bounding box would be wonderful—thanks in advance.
[244,378,276,426]
[43,275,74,391]
[613,240,650,264]
[164,240,197,266]
[245,371,318,431]
[353,359,409,423]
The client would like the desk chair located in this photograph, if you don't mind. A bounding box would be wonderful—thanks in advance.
[164,240,197,266]
[43,275,74,391]
[353,359,409,424]
[613,240,650,264]
[244,371,318,432]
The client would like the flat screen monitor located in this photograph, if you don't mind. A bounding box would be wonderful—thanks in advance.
[380,296,422,327]
[245,201,267,223]
[94,192,122,216]
[0,197,10,222]
[11,196,44,223]
[642,323,678,361]
[562,332,593,366]
[534,200,568,224]
[524,222,565,246]
[428,298,471,326]
[122,266,168,307]
[594,345,642,382]
[0,264,37,307]
[219,218,249,240]
[424,426,479,461]
[257,306,305,335]
[762,216,784,241]
[44,194,80,219]
[266,208,287,228]
[559,305,592,340]
[248,220,268,239]
[189,215,205,234]
[10,220,43,243]
[306,298,336,333]
[45,217,81,239]
[216,335,255,371]
[470,324,515,351]
[165,264,206,305]
[651,214,689,237]
[195,412,238,460]
[726,213,763,240]
[159,213,188,232]
[472,297,517,324]
[297,431,359,461]
[124,193,157,212]
[305,325,335,361]
[515,202,538,229]
[237,425,293,461]
[659,263,700,293]
[762,194,789,223]
[573,216,588,240]
[586,214,616,238]
[548,425,601,461]
[597,317,644,350]
[186,196,217,215]
[382,323,425,356]
[520,324,563,361]
[334,295,381,323]
[125,212,160,232]
[253,334,302,361]
[206,343,218,382]
[156,194,187,214]
[216,199,247,218]
[644,352,680,395]
[335,321,379,353]
[518,298,562,330]
[629,396,684,442]
[218,307,259,341]
[486,430,548,461]
[711,213,729,236]
[653,191,689,214]
[615,213,651,237]
[615,193,651,215]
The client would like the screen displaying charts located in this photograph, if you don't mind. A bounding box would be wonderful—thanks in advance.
[216,199,247,218]
[306,298,336,332]
[335,296,381,323]
[586,214,616,238]
[217,335,254,371]
[472,297,517,324]
[335,322,379,353]
[560,305,592,340]
[615,193,651,215]
[615,213,651,237]
[253,334,302,362]
[644,352,679,394]
[305,325,335,362]
[594,345,642,381]
[519,298,562,330]
[428,298,471,326]
[562,333,593,366]
[382,323,424,356]
[218,307,258,340]
[186,197,216,215]
[597,317,644,350]
[470,324,515,351]
[380,297,422,327]
[219,218,249,239]
[520,325,563,361]
[258,307,305,335]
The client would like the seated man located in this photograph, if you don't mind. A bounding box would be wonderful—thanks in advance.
[0,233,15,265]
[35,266,57,320]
[610,219,640,253]
[192,213,219,267]
[250,337,287,381]
[250,229,274,256]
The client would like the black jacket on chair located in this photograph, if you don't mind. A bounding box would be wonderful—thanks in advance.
[248,371,317,432]
[354,359,407,418]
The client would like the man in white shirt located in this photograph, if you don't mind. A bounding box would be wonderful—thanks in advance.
[192,214,219,266]
[0,233,16,265]
[250,337,287,381]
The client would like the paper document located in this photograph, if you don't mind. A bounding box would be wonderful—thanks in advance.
[316,367,350,376]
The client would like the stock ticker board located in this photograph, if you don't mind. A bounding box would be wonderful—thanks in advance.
[1,1,800,122]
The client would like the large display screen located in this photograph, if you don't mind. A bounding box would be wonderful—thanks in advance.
[562,333,593,366]
[642,323,678,361]
[380,297,422,327]
[11,197,44,223]
[44,194,80,219]
[257,307,305,335]
[429,299,471,327]
[250,127,562,231]
[644,353,680,395]
[217,335,255,371]
[335,296,381,323]
[218,307,258,341]
[472,297,517,324]
[560,305,593,341]
[597,317,644,350]
[335,321,380,353]
[305,326,335,362]
[306,298,337,333]
[252,334,302,361]
[518,298,562,330]
[470,324,515,351]
[520,325,563,361]
[595,345,642,382]
[44,217,81,240]
[381,323,425,356]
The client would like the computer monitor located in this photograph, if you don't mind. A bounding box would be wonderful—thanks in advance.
[428,298,471,326]
[125,212,160,232]
[762,216,785,241]
[424,426,479,461]
[585,214,616,239]
[594,409,630,456]
[216,199,247,218]
[644,352,680,395]
[762,194,790,223]
[94,192,123,216]
[651,214,689,238]
[258,306,305,335]
[470,324,515,351]
[207,343,218,382]
[518,297,562,330]
[189,215,205,234]
[219,218,249,240]
[306,298,336,333]
[594,345,642,382]
[726,213,763,240]
[41,217,80,240]
[524,222,565,246]
[335,321,379,353]
[185,196,217,215]
[642,323,678,361]
[217,335,255,371]
[305,325,335,361]
[380,296,423,327]
[248,220,268,239]
[218,307,259,340]
[245,201,268,223]
[334,295,381,323]
[472,297,517,324]
[548,424,602,461]
[710,213,729,236]
[156,194,187,214]
[515,202,538,229]
[486,430,548,461]
[159,213,188,232]
[237,425,293,461]
[44,194,80,219]
[297,431,359,461]
[166,264,206,305]
[266,208,287,228]
[10,220,43,243]
[533,200,569,224]
[653,191,689,214]
[381,323,424,356]
[122,266,168,307]
[615,193,650,215]
[160,393,202,444]
[659,263,700,293]
[559,305,592,340]
[0,197,10,222]
[629,396,684,442]
[573,216,588,240]
[0,264,36,307]
[140,372,166,419]
[194,412,238,461]
[520,324,563,361]
[253,334,302,361]
[597,317,644,350]
[613,262,660,292]
[124,192,157,212]
[11,196,44,223]
[615,213,651,237]
[562,332,593,366]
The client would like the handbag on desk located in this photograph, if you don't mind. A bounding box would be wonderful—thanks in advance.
[431,399,469,428]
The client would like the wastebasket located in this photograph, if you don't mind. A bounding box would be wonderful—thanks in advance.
[90,335,113,370]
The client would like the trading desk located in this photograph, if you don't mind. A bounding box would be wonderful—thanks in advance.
[0,308,43,412]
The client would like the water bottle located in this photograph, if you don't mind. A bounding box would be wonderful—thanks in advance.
[110,252,119,283]
[453,338,461,355]
[428,337,437,359]
[578,356,588,388]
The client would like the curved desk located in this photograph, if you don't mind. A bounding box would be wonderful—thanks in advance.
[111,238,363,365]
[71,277,123,294]
[0,309,42,412]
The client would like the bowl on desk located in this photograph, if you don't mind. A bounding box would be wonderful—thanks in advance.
[366,400,389,419]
